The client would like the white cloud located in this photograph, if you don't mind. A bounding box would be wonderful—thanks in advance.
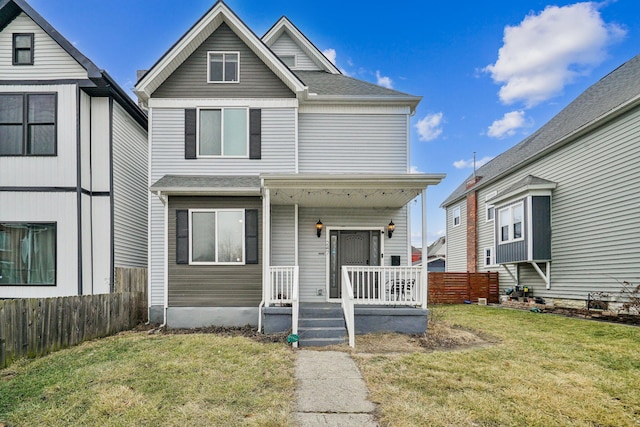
[484,2,626,107]
[322,48,336,65]
[415,112,444,142]
[487,110,528,138]
[375,70,393,89]
[453,156,493,170]
[409,165,422,173]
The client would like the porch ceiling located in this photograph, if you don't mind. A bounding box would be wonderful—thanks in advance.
[262,173,445,208]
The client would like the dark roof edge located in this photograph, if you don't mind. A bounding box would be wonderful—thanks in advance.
[96,71,148,129]
[440,92,640,208]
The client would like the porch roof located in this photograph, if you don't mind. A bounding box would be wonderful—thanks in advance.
[150,175,261,195]
[262,173,445,208]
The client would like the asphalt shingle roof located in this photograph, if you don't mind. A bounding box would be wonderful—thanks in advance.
[150,175,261,191]
[293,70,419,98]
[442,54,640,207]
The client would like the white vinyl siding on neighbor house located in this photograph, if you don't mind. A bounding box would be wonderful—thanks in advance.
[0,13,87,79]
[298,113,408,173]
[0,192,77,298]
[471,105,640,300]
[297,206,407,303]
[0,85,77,187]
[150,107,295,181]
[446,199,466,272]
[112,102,148,268]
[269,32,321,71]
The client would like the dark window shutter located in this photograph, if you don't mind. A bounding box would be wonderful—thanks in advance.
[245,209,259,264]
[249,109,261,159]
[176,210,189,264]
[185,109,196,159]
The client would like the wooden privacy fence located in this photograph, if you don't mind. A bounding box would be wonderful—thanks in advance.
[428,272,499,304]
[0,267,147,369]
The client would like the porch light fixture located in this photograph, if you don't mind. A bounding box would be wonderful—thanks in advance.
[316,219,323,238]
[387,220,395,238]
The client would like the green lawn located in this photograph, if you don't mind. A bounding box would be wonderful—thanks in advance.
[0,332,295,426]
[354,305,640,427]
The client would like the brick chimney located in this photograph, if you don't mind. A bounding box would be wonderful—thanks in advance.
[466,190,478,273]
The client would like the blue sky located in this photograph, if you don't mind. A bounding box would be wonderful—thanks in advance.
[28,0,640,246]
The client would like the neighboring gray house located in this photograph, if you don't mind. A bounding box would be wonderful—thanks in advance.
[442,54,640,308]
[135,1,444,345]
[0,0,148,298]
[426,236,446,272]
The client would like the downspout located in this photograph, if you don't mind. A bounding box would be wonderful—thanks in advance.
[421,187,428,309]
[156,190,168,328]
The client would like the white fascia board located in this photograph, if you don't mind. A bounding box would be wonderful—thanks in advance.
[304,94,422,114]
[148,98,299,109]
[135,3,307,101]
[151,187,261,196]
[261,173,446,189]
[262,17,341,75]
[490,183,556,206]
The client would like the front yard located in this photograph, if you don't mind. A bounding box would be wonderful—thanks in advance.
[1,305,639,426]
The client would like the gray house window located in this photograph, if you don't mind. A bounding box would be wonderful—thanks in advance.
[0,223,56,285]
[0,93,57,156]
[13,33,34,65]
[208,52,239,83]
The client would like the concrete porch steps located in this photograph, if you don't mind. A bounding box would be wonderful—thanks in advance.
[298,303,346,347]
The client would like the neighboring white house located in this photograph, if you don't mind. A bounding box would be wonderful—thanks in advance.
[0,0,148,298]
[135,1,444,339]
[442,54,640,308]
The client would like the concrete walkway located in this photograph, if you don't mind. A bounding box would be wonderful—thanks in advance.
[294,350,378,426]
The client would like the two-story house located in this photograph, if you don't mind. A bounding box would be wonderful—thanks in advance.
[442,54,640,309]
[135,2,444,344]
[0,0,148,298]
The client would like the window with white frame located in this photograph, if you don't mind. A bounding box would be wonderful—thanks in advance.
[453,206,461,227]
[198,108,248,157]
[484,246,495,267]
[190,209,244,264]
[0,222,56,285]
[486,191,497,222]
[208,52,239,83]
[498,202,524,243]
[0,93,56,156]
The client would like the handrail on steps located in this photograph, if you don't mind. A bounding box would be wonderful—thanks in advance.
[341,266,356,348]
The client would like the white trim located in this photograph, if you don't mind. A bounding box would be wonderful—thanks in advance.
[497,202,524,245]
[452,205,461,227]
[294,105,299,173]
[325,226,386,302]
[147,108,153,315]
[421,188,428,309]
[484,246,496,268]
[206,51,240,84]
[485,190,497,223]
[298,104,411,115]
[163,196,168,322]
[187,208,246,265]
[196,107,249,158]
[527,195,534,260]
[262,186,270,307]
[148,98,298,109]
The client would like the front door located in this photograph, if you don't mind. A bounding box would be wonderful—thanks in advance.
[329,230,380,299]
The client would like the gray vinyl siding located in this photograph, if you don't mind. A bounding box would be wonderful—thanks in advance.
[477,187,498,271]
[150,108,295,181]
[531,196,551,261]
[469,105,640,300]
[271,205,295,266]
[495,199,528,264]
[112,102,148,267]
[298,113,408,173]
[269,32,321,71]
[167,196,262,307]
[445,200,466,272]
[149,197,165,306]
[153,23,293,99]
[297,206,407,302]
[0,13,87,79]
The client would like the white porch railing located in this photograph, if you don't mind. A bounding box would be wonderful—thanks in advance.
[343,266,424,306]
[268,266,299,348]
[341,267,356,348]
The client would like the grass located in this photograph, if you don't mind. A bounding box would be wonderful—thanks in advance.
[353,305,640,427]
[0,331,295,426]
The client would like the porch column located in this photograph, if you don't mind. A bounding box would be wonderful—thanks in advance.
[263,187,271,307]
[421,188,428,309]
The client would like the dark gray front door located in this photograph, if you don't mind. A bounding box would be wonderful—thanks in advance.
[329,230,380,299]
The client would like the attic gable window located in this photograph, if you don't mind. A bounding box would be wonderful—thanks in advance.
[280,55,296,68]
[13,33,34,65]
[208,52,239,83]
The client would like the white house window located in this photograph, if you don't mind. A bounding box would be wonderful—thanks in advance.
[499,202,524,243]
[13,33,34,65]
[453,206,461,227]
[208,52,239,83]
[198,108,248,157]
[484,246,495,267]
[280,54,296,68]
[0,223,56,285]
[189,209,244,264]
[486,191,497,222]
[0,93,56,156]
